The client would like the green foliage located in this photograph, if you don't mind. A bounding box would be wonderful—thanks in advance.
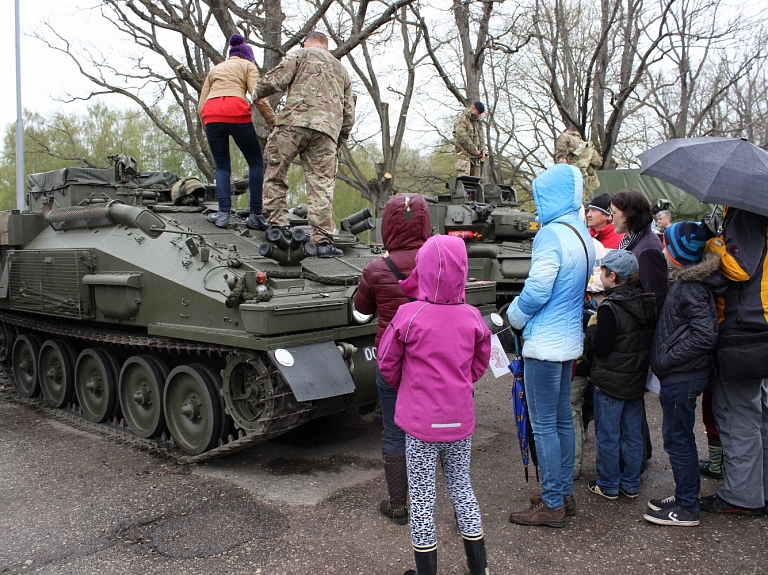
[0,103,200,210]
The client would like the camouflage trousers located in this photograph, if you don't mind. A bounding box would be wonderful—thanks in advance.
[456,153,482,177]
[582,170,601,197]
[263,125,337,244]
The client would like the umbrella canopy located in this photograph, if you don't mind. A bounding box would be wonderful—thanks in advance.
[508,334,538,482]
[638,137,768,217]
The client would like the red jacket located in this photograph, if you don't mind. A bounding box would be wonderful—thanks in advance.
[354,194,432,345]
[590,223,624,249]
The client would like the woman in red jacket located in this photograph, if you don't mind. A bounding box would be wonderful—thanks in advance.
[353,194,431,525]
[199,34,275,229]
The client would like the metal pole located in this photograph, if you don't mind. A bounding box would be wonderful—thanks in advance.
[15,0,25,211]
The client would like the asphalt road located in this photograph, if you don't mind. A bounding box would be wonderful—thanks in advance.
[1,370,766,575]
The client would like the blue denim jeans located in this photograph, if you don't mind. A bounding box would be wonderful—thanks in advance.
[204,122,264,214]
[524,359,575,510]
[593,387,644,495]
[660,378,707,512]
[377,369,405,457]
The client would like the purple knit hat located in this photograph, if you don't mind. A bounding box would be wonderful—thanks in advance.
[228,34,255,62]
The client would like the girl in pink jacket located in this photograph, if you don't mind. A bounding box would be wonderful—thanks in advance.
[378,235,491,575]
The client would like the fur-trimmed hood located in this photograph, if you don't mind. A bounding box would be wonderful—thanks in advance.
[669,251,721,283]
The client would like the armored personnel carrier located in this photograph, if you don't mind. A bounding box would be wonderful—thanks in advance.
[0,157,497,462]
[375,176,537,307]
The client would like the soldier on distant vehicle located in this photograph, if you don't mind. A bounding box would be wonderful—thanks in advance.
[555,125,603,197]
[453,101,486,177]
[253,31,356,258]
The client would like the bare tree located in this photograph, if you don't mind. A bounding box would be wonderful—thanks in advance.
[320,3,426,215]
[412,1,530,184]
[34,0,416,182]
[531,0,677,169]
[643,0,766,141]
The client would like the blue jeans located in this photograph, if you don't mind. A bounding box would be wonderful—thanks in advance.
[524,359,575,510]
[660,378,707,512]
[594,387,644,494]
[205,122,264,214]
[377,369,405,457]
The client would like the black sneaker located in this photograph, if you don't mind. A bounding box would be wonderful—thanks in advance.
[587,480,618,501]
[619,486,639,499]
[648,495,677,512]
[700,494,763,516]
[245,213,269,231]
[315,243,343,258]
[643,503,700,526]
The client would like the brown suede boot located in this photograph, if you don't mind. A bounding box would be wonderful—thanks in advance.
[380,454,408,525]
[509,498,566,528]
[530,493,576,517]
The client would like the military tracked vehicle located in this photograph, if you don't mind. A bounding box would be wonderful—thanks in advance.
[375,176,537,308]
[0,157,497,462]
[428,176,537,305]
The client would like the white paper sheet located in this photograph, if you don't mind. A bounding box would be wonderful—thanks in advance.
[488,334,511,378]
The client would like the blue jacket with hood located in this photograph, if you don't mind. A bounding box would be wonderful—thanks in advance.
[507,164,595,361]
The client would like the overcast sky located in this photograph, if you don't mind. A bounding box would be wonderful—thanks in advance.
[0,1,106,136]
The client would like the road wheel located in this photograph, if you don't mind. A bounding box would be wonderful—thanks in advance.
[163,364,222,455]
[12,334,41,398]
[119,355,166,438]
[0,322,17,363]
[38,339,77,408]
[75,348,119,422]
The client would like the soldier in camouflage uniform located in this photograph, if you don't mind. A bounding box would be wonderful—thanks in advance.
[555,126,603,197]
[253,31,355,257]
[453,101,486,177]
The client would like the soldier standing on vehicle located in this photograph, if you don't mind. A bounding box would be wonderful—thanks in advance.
[453,101,486,177]
[253,31,356,258]
[555,125,603,197]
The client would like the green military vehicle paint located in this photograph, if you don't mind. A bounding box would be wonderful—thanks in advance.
[0,156,497,461]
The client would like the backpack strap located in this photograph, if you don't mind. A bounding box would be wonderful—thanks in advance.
[384,257,416,302]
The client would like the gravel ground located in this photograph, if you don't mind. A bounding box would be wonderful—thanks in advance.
[1,370,766,575]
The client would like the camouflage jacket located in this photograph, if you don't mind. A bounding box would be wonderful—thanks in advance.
[254,47,355,144]
[555,132,602,170]
[453,109,484,156]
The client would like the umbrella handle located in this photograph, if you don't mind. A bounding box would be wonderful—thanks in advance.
[513,332,521,357]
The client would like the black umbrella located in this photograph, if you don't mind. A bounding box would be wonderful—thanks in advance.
[638,137,768,217]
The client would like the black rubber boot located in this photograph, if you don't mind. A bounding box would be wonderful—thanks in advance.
[404,548,437,575]
[380,454,408,525]
[463,535,490,575]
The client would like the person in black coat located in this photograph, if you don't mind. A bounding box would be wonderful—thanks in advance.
[644,222,721,527]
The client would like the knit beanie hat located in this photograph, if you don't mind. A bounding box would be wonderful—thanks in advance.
[228,34,255,62]
[586,193,611,216]
[664,221,708,265]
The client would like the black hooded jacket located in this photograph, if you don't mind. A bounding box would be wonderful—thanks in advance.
[650,252,723,385]
[586,285,657,400]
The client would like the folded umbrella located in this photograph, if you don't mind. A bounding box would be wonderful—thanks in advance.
[509,333,538,482]
[638,137,768,217]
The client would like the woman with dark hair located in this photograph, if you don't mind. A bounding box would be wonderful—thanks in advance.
[610,189,669,311]
[199,34,276,229]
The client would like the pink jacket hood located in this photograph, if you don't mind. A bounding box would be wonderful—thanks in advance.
[377,235,491,442]
[399,235,468,304]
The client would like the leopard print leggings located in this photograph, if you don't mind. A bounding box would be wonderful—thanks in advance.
[405,434,483,550]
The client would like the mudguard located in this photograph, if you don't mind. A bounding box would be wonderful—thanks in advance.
[267,340,356,401]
